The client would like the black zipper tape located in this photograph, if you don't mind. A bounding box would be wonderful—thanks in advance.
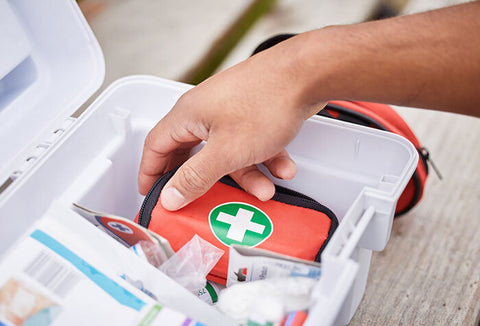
[137,167,179,228]
[321,103,388,131]
[220,175,338,262]
[395,171,422,217]
[137,168,339,262]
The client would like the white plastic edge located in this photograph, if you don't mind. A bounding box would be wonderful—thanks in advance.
[0,0,105,193]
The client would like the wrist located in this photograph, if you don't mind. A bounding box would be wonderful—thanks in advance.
[280,27,348,118]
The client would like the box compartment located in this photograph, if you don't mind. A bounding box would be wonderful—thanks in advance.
[0,75,417,325]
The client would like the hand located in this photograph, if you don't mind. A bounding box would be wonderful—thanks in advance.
[138,35,325,210]
[139,0,480,211]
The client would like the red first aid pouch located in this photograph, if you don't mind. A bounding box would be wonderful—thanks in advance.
[318,101,433,216]
[136,168,338,285]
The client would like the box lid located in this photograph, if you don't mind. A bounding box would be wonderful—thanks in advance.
[0,0,104,187]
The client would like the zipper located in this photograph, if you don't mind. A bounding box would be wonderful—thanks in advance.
[321,103,388,131]
[220,175,337,223]
[137,167,179,228]
[321,104,427,173]
[420,147,442,179]
[319,103,442,217]
[322,104,444,181]
[207,175,339,262]
[273,185,338,261]
[137,169,339,262]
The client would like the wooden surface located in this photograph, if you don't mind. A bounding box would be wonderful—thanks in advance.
[350,108,480,325]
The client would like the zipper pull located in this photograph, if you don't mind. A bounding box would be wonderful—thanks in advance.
[421,147,443,180]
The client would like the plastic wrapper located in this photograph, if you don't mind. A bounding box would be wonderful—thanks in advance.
[159,234,224,292]
[130,240,167,268]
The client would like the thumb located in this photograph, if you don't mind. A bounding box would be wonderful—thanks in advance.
[160,143,231,211]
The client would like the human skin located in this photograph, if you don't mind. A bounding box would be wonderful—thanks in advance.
[138,1,480,211]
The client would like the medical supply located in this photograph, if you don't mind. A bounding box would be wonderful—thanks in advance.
[159,235,224,292]
[193,281,223,305]
[227,245,321,286]
[72,203,174,260]
[136,171,337,285]
[246,296,285,326]
[216,278,316,324]
[130,240,166,268]
[281,311,308,326]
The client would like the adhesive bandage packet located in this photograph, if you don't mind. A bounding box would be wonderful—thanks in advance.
[72,203,174,260]
[226,245,322,286]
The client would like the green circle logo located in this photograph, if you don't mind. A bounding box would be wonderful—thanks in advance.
[209,202,273,247]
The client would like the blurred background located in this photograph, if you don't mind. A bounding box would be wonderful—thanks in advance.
[78,0,467,92]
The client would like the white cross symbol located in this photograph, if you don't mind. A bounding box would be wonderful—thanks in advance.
[216,208,265,242]
[107,221,133,234]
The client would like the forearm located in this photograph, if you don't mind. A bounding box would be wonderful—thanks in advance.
[294,1,480,117]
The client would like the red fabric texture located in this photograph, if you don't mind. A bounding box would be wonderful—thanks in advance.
[144,182,332,285]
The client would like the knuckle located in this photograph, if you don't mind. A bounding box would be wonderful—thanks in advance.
[143,130,156,149]
[175,92,193,109]
[177,164,211,194]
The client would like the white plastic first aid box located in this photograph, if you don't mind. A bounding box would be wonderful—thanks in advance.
[0,1,418,325]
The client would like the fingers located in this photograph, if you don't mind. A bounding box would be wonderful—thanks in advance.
[160,146,298,210]
[138,133,175,195]
[263,150,297,180]
[229,150,296,201]
[138,114,202,195]
[230,166,276,201]
[160,142,233,211]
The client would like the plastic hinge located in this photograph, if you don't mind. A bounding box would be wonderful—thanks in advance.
[9,117,76,181]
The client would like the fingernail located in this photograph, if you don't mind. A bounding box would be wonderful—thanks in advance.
[161,187,185,211]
